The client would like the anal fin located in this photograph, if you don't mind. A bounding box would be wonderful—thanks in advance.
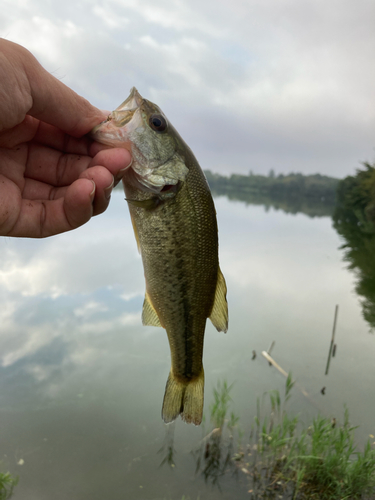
[142,292,162,327]
[209,267,228,333]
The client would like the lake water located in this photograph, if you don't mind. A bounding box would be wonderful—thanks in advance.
[0,190,374,499]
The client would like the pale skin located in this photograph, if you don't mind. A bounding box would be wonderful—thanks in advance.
[0,38,132,238]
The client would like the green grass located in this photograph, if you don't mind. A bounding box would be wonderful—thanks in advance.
[210,380,239,431]
[163,496,201,500]
[163,497,200,500]
[0,471,18,500]
[194,377,375,500]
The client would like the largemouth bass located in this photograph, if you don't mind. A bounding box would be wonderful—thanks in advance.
[91,88,228,425]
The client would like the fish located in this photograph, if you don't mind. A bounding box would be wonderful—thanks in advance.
[91,87,228,425]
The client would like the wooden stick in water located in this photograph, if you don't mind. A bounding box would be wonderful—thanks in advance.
[262,351,288,377]
[261,351,309,398]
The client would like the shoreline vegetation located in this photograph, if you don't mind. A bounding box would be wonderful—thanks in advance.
[160,378,375,500]
[204,170,339,218]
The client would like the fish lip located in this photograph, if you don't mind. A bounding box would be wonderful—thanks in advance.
[91,115,112,136]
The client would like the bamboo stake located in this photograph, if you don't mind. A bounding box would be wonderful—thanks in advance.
[267,341,275,365]
[267,341,275,355]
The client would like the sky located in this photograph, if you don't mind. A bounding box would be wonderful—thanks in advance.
[2,0,375,178]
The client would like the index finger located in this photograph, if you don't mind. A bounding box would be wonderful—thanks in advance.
[27,63,106,137]
[3,39,106,136]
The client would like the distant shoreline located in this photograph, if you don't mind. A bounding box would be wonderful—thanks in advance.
[204,170,339,218]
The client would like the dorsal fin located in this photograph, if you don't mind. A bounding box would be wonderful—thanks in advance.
[209,267,228,333]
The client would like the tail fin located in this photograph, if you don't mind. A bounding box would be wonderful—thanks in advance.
[162,370,204,425]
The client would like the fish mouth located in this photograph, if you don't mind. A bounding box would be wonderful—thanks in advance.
[91,87,143,136]
[115,87,143,112]
[110,87,144,126]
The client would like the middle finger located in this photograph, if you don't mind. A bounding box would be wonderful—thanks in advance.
[25,142,92,186]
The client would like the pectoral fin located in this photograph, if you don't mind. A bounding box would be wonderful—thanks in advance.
[209,267,228,333]
[142,292,162,327]
[126,197,161,210]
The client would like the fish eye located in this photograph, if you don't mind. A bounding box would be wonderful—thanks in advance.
[149,114,167,133]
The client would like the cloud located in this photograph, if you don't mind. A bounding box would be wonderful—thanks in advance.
[92,5,130,29]
[1,0,374,177]
[0,286,143,369]
[0,193,144,297]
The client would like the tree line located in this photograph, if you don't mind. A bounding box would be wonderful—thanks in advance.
[204,170,339,218]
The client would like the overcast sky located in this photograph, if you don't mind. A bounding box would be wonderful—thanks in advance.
[2,0,374,178]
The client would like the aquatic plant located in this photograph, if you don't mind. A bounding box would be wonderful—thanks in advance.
[209,380,238,430]
[248,377,375,499]
[195,375,375,499]
[0,471,18,500]
[163,496,200,500]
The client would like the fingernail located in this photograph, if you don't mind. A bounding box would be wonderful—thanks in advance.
[115,158,133,183]
[104,176,114,200]
[90,180,96,201]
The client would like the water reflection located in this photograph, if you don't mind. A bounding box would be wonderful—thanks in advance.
[193,426,236,487]
[158,423,177,468]
[191,381,240,487]
[333,163,375,330]
[1,184,374,499]
[205,170,337,218]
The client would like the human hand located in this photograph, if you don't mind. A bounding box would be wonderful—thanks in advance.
[0,38,131,238]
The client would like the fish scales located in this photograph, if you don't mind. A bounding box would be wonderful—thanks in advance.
[125,151,218,381]
[91,87,228,425]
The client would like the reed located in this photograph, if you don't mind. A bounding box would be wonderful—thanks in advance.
[194,376,375,499]
[0,471,18,500]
